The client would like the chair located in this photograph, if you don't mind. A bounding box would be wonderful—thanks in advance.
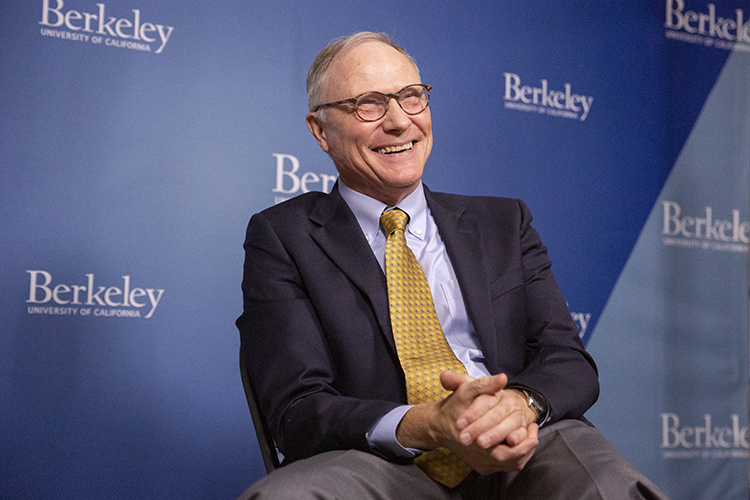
[239,348,281,474]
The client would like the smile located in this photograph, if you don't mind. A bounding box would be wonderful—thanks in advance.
[376,141,413,155]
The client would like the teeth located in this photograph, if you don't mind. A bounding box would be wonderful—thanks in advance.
[377,141,413,154]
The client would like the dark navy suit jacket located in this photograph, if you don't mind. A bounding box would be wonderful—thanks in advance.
[236,183,599,464]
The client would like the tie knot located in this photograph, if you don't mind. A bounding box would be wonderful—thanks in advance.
[380,208,409,236]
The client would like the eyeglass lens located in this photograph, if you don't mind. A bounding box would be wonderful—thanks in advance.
[355,85,429,121]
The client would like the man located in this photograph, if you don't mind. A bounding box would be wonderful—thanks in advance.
[237,32,668,499]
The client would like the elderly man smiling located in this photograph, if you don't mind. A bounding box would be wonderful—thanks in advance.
[236,32,668,499]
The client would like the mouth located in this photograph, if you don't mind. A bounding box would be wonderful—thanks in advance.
[375,141,413,155]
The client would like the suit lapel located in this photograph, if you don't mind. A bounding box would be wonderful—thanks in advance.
[306,185,498,360]
[425,188,498,363]
[308,185,395,351]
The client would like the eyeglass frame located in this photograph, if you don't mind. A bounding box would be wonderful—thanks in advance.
[311,84,432,122]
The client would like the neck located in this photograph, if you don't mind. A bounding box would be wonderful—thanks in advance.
[349,183,420,207]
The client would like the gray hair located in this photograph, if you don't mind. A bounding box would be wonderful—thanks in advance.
[306,32,420,113]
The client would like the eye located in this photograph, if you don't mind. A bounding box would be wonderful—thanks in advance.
[400,94,420,105]
[400,88,421,100]
[357,94,384,107]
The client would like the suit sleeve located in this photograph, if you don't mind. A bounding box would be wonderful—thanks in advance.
[505,199,600,422]
[236,211,401,463]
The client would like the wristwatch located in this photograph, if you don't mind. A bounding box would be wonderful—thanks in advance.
[521,389,547,424]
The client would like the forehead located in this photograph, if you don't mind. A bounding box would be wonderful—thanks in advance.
[323,41,420,98]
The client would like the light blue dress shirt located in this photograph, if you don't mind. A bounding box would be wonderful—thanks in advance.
[337,180,491,457]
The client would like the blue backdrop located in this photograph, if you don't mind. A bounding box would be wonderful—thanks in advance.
[1,1,748,498]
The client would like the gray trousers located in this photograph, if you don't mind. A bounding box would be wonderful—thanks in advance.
[238,420,669,500]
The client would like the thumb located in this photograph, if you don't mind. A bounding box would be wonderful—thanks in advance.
[458,373,509,399]
[440,370,474,392]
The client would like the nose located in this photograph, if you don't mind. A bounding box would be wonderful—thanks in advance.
[381,96,411,132]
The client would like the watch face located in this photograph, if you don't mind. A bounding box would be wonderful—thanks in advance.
[524,391,543,416]
[528,395,537,409]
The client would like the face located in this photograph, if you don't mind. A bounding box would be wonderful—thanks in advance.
[306,41,433,206]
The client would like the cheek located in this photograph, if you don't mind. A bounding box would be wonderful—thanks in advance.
[419,115,433,137]
[330,129,369,155]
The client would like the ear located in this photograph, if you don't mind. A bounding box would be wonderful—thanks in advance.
[306,112,329,153]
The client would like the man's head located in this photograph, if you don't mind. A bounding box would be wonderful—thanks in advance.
[305,32,433,206]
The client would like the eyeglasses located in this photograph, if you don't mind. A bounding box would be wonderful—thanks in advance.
[312,84,431,122]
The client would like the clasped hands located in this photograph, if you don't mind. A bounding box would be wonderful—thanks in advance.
[397,371,540,475]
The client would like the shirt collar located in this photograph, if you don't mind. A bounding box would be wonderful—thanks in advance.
[338,180,427,242]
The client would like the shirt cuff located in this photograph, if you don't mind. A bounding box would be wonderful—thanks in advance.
[366,405,422,459]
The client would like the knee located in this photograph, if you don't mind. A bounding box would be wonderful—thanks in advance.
[238,474,303,500]
[238,450,373,500]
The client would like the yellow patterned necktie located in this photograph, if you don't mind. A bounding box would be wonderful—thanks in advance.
[380,208,473,488]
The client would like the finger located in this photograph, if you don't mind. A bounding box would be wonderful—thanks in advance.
[457,394,504,443]
[456,389,505,432]
[440,370,474,392]
[499,442,537,471]
[453,373,508,401]
[490,425,539,468]
[463,406,527,448]
[527,423,539,441]
[462,392,539,448]
[504,426,529,447]
[505,424,538,453]
[455,375,512,430]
